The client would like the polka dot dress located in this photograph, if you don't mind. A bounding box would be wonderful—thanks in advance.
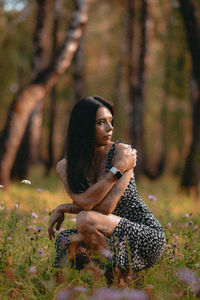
[54,141,165,271]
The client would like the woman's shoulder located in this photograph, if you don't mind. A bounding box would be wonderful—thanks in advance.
[56,158,67,175]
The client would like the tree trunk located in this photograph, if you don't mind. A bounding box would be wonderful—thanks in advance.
[11,0,52,179]
[0,0,91,187]
[45,0,64,174]
[179,0,200,192]
[128,0,148,177]
[113,0,129,139]
[72,34,86,104]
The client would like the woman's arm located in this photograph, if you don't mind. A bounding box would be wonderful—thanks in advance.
[93,169,133,215]
[56,144,136,211]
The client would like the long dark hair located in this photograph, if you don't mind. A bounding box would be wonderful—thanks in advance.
[66,96,114,193]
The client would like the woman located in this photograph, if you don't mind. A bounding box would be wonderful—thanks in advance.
[48,96,165,274]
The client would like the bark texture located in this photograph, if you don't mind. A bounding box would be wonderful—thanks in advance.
[0,0,91,186]
[179,0,200,191]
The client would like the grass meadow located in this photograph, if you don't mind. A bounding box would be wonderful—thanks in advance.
[0,167,200,299]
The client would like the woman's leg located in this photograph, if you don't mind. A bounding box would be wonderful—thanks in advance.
[76,211,121,252]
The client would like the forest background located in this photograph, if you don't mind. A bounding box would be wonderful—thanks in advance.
[0,1,200,299]
[0,0,199,193]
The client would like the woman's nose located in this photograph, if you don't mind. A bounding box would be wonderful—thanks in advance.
[106,122,113,131]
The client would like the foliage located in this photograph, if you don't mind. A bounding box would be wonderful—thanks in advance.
[0,169,200,299]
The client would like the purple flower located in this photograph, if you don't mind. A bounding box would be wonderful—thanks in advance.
[177,267,200,296]
[148,195,157,201]
[90,288,119,300]
[36,227,44,232]
[90,288,148,300]
[178,267,199,285]
[101,248,112,258]
[121,289,148,300]
[73,286,86,293]
[57,290,72,300]
[31,212,38,219]
[38,248,45,256]
[37,188,43,193]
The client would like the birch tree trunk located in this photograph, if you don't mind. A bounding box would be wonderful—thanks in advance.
[179,0,200,193]
[12,0,52,179]
[0,0,91,187]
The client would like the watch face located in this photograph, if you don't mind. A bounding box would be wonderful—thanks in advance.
[115,171,122,179]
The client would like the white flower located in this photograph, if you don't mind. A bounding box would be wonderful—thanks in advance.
[0,185,4,188]
[21,179,31,185]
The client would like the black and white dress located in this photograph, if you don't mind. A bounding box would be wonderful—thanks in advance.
[54,141,165,271]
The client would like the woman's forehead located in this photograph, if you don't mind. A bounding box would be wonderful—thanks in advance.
[96,106,112,119]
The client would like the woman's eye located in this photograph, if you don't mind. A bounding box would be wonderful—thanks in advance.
[98,120,104,125]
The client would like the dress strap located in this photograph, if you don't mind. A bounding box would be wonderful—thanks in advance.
[105,140,121,173]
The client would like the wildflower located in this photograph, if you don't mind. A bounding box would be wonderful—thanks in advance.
[121,289,148,300]
[31,212,38,219]
[188,221,193,226]
[7,236,12,241]
[27,226,34,230]
[57,290,72,300]
[36,227,44,232]
[38,248,45,256]
[21,179,31,184]
[148,194,157,201]
[90,288,148,300]
[101,248,112,258]
[37,188,43,193]
[166,223,172,228]
[184,243,189,249]
[165,244,171,249]
[73,286,86,293]
[193,225,198,231]
[14,203,19,209]
[173,243,177,248]
[28,266,37,275]
[177,267,200,297]
[193,250,197,254]
[0,185,4,188]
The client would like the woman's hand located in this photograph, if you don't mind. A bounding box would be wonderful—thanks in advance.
[48,208,65,240]
[112,143,137,173]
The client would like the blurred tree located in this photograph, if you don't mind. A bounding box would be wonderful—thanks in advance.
[72,34,86,104]
[0,0,91,187]
[179,0,200,193]
[11,0,52,180]
[45,0,63,174]
[127,0,148,177]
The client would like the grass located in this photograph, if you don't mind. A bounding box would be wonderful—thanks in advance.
[0,167,200,299]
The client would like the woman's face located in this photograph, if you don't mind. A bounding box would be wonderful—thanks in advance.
[95,106,113,147]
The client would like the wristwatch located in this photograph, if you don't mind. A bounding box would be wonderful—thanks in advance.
[109,167,123,179]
